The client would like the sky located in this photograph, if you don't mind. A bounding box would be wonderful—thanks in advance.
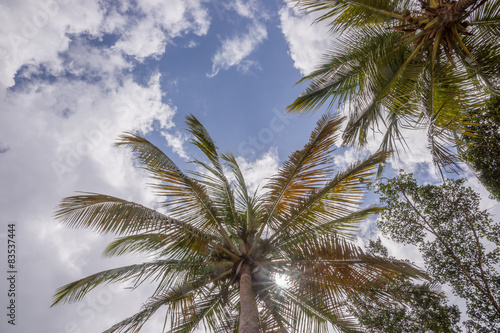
[0,0,498,332]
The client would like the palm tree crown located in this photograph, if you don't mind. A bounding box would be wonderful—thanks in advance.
[52,114,424,332]
[288,0,500,173]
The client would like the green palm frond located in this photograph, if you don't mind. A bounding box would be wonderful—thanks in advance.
[220,153,252,211]
[117,132,239,253]
[278,236,425,320]
[253,271,359,332]
[102,233,177,257]
[102,232,224,262]
[418,60,470,173]
[52,260,225,306]
[169,284,238,333]
[296,0,408,32]
[277,206,384,248]
[457,33,500,94]
[268,150,388,245]
[283,234,423,279]
[185,115,241,237]
[378,110,407,160]
[289,0,500,174]
[469,0,500,26]
[103,271,233,333]
[283,287,360,333]
[257,114,343,238]
[220,152,265,237]
[344,44,429,146]
[258,289,292,332]
[55,193,217,238]
[289,28,399,115]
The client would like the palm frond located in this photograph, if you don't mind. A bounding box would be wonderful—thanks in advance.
[295,0,408,33]
[458,32,500,94]
[277,206,384,248]
[253,271,359,332]
[169,284,237,333]
[289,0,500,175]
[116,133,237,248]
[55,193,218,238]
[102,232,225,262]
[257,288,292,333]
[288,28,400,115]
[221,152,264,235]
[469,0,500,30]
[342,37,426,146]
[256,114,343,238]
[282,287,361,333]
[268,150,387,246]
[220,153,252,211]
[185,115,241,234]
[103,271,232,333]
[277,235,426,322]
[417,55,485,173]
[52,260,225,306]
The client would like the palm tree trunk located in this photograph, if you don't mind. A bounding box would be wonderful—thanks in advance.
[239,263,260,333]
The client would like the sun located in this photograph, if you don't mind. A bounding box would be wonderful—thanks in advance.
[274,273,289,288]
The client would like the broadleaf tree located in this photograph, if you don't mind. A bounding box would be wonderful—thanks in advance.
[52,114,426,333]
[287,0,500,173]
[375,172,500,331]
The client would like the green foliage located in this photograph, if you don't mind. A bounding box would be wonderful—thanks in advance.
[52,115,426,333]
[288,0,500,173]
[367,237,389,257]
[460,95,500,201]
[357,281,462,332]
[375,172,500,331]
[353,238,462,332]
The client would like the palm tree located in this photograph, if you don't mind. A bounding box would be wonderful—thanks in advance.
[52,114,424,332]
[288,0,500,173]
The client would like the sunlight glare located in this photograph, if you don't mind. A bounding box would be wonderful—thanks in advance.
[275,274,289,288]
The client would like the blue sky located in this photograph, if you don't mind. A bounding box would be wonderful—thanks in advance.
[0,0,498,332]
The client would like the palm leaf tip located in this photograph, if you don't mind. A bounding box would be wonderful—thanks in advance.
[115,131,143,146]
[185,114,220,164]
[51,267,132,306]
[51,279,92,307]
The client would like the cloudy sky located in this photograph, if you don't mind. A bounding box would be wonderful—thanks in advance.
[0,0,498,332]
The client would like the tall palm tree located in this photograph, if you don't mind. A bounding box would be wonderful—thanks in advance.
[52,114,424,332]
[288,0,500,173]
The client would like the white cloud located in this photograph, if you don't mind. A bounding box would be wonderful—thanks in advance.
[0,63,180,332]
[113,0,210,61]
[113,20,168,61]
[279,4,331,75]
[227,0,265,20]
[0,0,212,331]
[0,0,104,87]
[208,0,269,77]
[0,0,211,87]
[161,130,189,160]
[235,148,280,195]
[185,40,199,48]
[333,119,438,180]
[208,21,267,77]
[0,73,174,332]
